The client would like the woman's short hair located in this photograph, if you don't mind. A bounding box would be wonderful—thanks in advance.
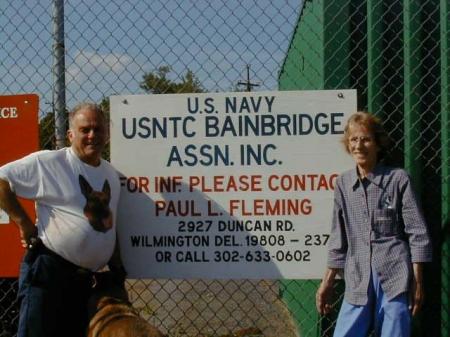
[342,111,390,156]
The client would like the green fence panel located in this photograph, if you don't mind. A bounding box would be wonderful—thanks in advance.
[440,0,450,335]
[279,1,352,336]
[367,0,384,116]
[403,0,423,189]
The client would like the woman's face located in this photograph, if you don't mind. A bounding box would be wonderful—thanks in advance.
[347,123,379,172]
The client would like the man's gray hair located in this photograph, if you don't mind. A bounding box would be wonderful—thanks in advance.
[68,102,106,128]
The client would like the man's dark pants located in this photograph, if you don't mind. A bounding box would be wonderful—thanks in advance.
[17,245,93,337]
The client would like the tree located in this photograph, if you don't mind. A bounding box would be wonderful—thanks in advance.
[39,106,74,151]
[140,66,204,94]
[39,112,69,150]
[99,97,111,160]
[39,112,56,150]
[39,67,204,155]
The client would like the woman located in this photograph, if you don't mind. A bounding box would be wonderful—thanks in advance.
[316,112,432,337]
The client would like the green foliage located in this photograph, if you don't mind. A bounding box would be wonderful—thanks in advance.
[99,96,111,161]
[39,112,69,150]
[99,96,110,114]
[39,113,55,150]
[140,66,204,94]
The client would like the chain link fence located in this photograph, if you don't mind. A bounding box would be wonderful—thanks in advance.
[279,1,448,335]
[0,1,448,336]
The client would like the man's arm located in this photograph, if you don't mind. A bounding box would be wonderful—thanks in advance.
[107,234,127,284]
[0,178,36,247]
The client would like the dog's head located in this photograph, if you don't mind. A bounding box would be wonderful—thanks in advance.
[88,295,138,337]
[88,272,167,337]
[79,175,113,233]
[88,271,129,319]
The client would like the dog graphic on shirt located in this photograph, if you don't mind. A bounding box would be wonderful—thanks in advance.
[79,175,113,233]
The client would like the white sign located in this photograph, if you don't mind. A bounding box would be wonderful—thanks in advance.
[111,90,356,279]
[0,208,9,224]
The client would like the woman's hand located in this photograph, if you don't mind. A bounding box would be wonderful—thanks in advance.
[316,281,334,315]
[410,263,424,316]
[316,268,339,315]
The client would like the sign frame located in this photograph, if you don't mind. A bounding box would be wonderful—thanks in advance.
[111,90,356,279]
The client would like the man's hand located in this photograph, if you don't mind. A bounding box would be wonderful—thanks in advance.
[19,224,38,248]
[0,178,36,248]
[107,235,127,285]
[409,263,424,316]
[109,264,127,286]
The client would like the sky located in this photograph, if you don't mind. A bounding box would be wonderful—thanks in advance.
[0,0,302,117]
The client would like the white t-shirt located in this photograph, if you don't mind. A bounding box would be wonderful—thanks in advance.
[0,147,120,271]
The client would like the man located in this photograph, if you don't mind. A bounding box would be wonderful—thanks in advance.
[0,103,125,337]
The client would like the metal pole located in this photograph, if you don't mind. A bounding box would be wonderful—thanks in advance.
[52,0,66,149]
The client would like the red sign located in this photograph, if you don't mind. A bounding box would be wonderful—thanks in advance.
[0,94,39,277]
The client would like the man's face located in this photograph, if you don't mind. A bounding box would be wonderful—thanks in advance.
[67,108,107,166]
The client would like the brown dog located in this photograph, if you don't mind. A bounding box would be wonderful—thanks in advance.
[88,272,165,337]
[219,327,263,337]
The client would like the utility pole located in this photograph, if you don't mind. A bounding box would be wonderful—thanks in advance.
[237,64,260,92]
[52,0,66,149]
